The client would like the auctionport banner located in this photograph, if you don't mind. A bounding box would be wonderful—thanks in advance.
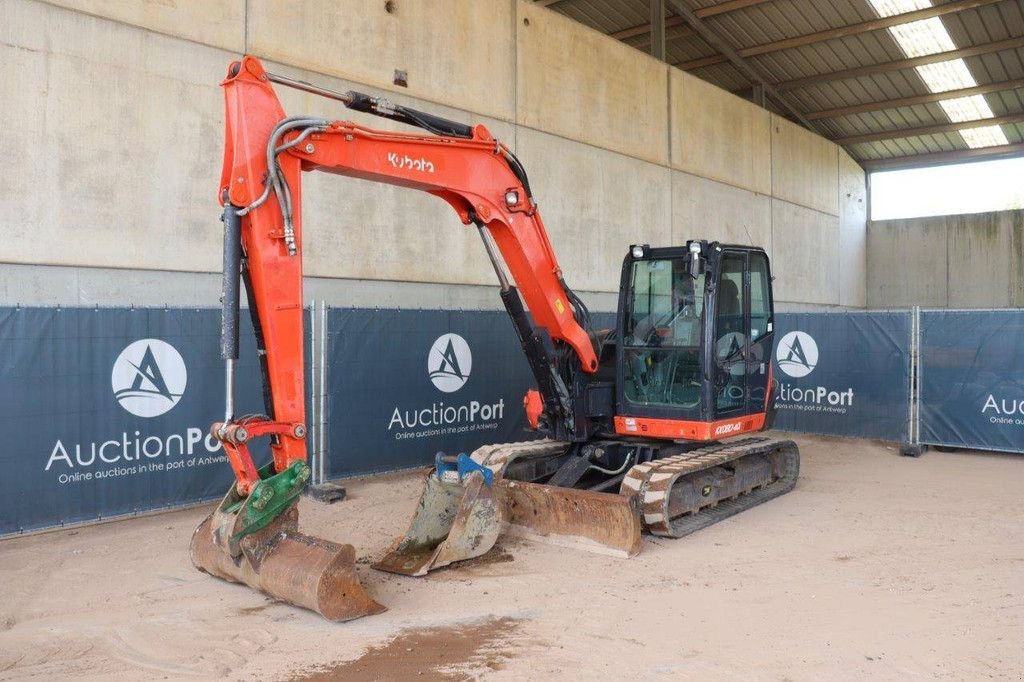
[0,307,266,535]
[324,308,544,478]
[919,310,1024,453]
[771,312,911,441]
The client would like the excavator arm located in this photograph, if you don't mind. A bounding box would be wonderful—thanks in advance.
[215,56,597,496]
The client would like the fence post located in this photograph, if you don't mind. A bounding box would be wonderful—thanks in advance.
[308,302,318,484]
[305,301,346,502]
[319,300,328,486]
[900,305,924,457]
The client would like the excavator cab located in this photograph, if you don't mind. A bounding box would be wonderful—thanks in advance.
[614,241,777,440]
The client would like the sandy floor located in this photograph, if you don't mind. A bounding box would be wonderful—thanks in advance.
[0,434,1021,681]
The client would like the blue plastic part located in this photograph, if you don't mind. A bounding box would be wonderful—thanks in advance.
[434,451,493,486]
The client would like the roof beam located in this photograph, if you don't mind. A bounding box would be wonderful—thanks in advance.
[611,15,686,40]
[862,142,1024,171]
[650,0,667,61]
[609,0,771,41]
[534,0,566,7]
[663,0,814,128]
[694,0,775,18]
[676,0,1001,70]
[833,112,1024,145]
[805,78,1024,120]
[776,36,1024,91]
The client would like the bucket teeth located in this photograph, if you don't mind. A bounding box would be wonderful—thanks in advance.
[190,504,385,622]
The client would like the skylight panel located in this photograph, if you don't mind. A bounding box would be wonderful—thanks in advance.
[940,95,999,123]
[866,0,1008,148]
[959,126,1011,148]
[888,18,956,57]
[915,60,977,92]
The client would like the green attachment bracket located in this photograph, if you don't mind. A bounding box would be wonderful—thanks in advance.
[228,460,311,542]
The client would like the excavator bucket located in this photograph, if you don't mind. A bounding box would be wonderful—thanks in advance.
[373,470,502,576]
[374,467,643,577]
[190,474,384,621]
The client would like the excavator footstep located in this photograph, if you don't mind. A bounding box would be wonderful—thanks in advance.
[190,505,385,622]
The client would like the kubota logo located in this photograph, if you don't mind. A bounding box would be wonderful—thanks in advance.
[428,333,472,393]
[776,331,818,378]
[388,152,435,173]
[111,339,187,417]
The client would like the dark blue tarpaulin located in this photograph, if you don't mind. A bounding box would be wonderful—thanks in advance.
[324,308,545,478]
[16,302,1005,537]
[0,307,266,536]
[919,310,1024,453]
[771,312,911,441]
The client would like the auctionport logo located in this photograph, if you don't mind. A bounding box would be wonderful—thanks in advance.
[111,339,187,417]
[776,331,818,378]
[428,333,472,393]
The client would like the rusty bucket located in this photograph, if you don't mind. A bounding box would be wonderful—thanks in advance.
[373,470,502,576]
[190,504,385,622]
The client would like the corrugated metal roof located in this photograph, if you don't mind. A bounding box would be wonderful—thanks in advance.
[539,0,1024,168]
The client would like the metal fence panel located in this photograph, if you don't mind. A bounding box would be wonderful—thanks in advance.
[0,307,266,536]
[919,310,1024,453]
[771,312,912,441]
[324,308,544,478]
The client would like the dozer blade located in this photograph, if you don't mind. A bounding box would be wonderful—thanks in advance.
[373,470,501,576]
[191,500,385,622]
[498,480,642,558]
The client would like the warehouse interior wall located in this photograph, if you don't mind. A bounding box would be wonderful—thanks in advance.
[1,0,867,311]
[867,208,1024,309]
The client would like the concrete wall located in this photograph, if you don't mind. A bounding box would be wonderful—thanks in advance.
[1,0,866,311]
[868,209,1024,309]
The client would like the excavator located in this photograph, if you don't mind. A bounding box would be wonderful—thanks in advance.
[190,56,800,621]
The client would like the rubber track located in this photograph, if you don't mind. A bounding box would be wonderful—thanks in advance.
[467,439,569,478]
[620,438,800,538]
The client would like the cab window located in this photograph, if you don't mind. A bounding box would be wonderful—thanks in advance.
[623,258,704,408]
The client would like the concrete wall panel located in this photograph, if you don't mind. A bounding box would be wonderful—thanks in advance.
[670,71,771,195]
[771,114,839,216]
[515,128,672,293]
[264,62,515,285]
[39,0,245,52]
[867,210,1024,309]
[771,200,840,305]
[867,218,948,308]
[838,152,867,308]
[946,212,1013,308]
[672,172,771,257]
[247,0,516,122]
[516,2,669,165]
[5,1,867,312]
[1,1,227,273]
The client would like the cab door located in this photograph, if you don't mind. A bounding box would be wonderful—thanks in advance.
[712,252,748,418]
[710,248,774,421]
[746,251,774,416]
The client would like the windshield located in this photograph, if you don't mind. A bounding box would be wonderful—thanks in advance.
[625,259,704,348]
[623,258,705,408]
